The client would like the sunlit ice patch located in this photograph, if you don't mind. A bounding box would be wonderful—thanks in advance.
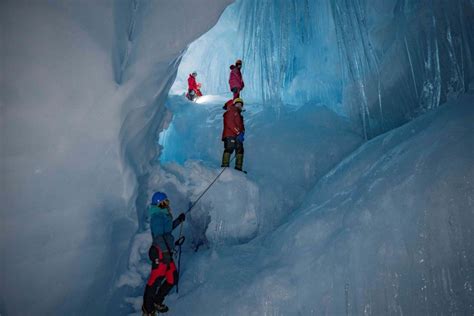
[195,94,229,104]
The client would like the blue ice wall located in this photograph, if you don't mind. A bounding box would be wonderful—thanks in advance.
[171,0,343,109]
[332,0,474,138]
[172,0,473,137]
[0,1,231,315]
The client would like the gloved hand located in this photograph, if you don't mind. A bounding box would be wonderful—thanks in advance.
[237,132,245,142]
[148,246,160,267]
[177,213,186,223]
[175,236,186,246]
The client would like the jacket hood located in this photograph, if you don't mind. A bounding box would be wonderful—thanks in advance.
[230,65,235,70]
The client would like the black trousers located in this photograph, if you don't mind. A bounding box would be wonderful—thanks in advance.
[143,274,177,312]
[231,87,241,99]
[143,247,178,313]
[223,137,244,155]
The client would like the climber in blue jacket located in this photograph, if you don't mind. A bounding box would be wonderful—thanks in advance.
[142,192,185,315]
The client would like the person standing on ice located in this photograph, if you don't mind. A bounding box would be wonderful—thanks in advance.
[229,59,244,99]
[142,192,186,315]
[186,71,202,101]
[221,98,245,172]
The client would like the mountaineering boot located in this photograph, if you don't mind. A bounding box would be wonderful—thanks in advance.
[154,303,169,313]
[235,154,244,171]
[221,151,231,168]
[142,305,156,316]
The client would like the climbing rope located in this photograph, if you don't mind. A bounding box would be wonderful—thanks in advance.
[185,156,235,215]
[175,157,235,293]
[175,223,185,294]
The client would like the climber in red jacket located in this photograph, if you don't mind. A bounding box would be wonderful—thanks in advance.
[186,71,202,101]
[221,98,245,171]
[229,59,244,99]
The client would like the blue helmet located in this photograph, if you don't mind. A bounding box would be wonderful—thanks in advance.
[151,192,168,205]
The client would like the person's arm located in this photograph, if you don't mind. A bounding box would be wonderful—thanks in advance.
[159,234,174,263]
[149,245,160,267]
[230,69,239,89]
[234,113,243,135]
[152,215,167,250]
[172,213,186,229]
[231,113,241,135]
[224,111,238,135]
[189,77,197,90]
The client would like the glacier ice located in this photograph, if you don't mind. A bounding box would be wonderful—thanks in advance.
[171,0,343,110]
[141,93,473,316]
[120,0,473,314]
[157,95,362,236]
[1,0,473,315]
[0,0,230,315]
[173,0,473,137]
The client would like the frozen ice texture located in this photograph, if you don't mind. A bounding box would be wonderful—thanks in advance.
[1,0,473,315]
[0,0,230,315]
[148,94,474,316]
[173,0,473,137]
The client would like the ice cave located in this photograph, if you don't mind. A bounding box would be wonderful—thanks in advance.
[1,0,473,315]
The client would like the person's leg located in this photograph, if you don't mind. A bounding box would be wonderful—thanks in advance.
[232,87,240,99]
[154,262,179,308]
[154,272,178,305]
[221,138,236,167]
[235,141,244,171]
[188,89,196,101]
[143,246,167,313]
[143,265,167,313]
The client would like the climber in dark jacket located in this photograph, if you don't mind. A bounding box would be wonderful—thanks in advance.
[142,192,185,315]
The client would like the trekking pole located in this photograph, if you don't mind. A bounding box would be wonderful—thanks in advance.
[185,156,235,215]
